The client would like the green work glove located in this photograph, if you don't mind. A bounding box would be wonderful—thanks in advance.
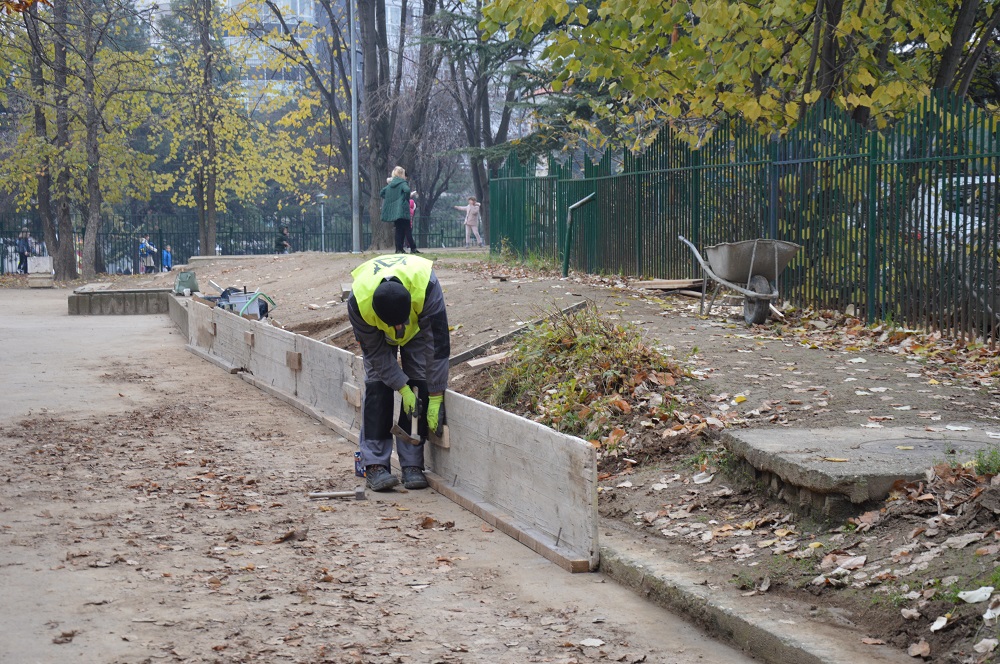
[427,394,443,434]
[399,385,416,416]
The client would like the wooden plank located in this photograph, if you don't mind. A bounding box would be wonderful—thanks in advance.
[449,300,588,366]
[286,351,302,371]
[635,278,703,290]
[428,390,599,571]
[319,324,354,344]
[428,425,450,448]
[466,351,509,368]
[245,323,299,397]
[297,335,365,427]
[425,471,591,573]
[209,309,252,372]
[244,331,255,347]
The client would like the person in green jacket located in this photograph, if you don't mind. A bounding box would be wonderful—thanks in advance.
[380,166,412,253]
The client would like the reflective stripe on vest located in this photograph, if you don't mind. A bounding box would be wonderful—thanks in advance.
[351,255,432,346]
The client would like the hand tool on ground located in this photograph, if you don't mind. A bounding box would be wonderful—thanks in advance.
[390,386,421,445]
[308,486,366,500]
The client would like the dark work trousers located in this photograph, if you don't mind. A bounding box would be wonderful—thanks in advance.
[393,218,410,253]
[359,334,431,471]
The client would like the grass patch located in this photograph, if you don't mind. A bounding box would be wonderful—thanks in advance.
[488,238,559,273]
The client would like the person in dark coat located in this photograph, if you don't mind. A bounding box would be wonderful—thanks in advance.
[275,226,291,254]
[16,227,31,274]
[380,166,412,254]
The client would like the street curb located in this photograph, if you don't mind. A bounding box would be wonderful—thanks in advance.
[599,526,912,664]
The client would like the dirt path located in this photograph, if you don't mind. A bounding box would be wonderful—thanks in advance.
[0,288,754,664]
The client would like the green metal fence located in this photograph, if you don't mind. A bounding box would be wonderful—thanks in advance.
[490,92,1000,342]
[0,210,470,275]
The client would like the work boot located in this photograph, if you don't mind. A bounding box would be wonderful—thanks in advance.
[411,248,421,254]
[402,467,428,490]
[365,465,399,492]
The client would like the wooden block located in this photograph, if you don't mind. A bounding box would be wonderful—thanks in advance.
[286,351,302,371]
[342,382,362,408]
[428,425,450,448]
[207,322,216,336]
[636,278,703,290]
[466,351,509,368]
[244,331,255,347]
[192,294,216,308]
[340,283,352,302]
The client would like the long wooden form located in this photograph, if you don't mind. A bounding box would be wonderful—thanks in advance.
[178,298,599,572]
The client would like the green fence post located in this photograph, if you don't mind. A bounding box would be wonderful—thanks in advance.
[634,171,642,274]
[691,148,702,249]
[865,131,878,324]
[562,193,597,277]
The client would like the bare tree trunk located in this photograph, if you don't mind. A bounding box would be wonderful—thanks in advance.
[359,0,394,249]
[197,0,217,256]
[81,0,103,279]
[24,6,54,260]
[53,0,78,280]
[935,0,980,90]
[398,0,444,171]
[816,0,845,99]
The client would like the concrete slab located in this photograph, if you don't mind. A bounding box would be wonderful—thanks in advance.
[724,426,1000,519]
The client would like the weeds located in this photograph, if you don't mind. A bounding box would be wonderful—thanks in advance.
[487,303,687,445]
[974,446,1000,476]
[488,238,559,273]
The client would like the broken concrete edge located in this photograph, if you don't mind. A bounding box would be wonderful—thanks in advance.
[722,431,925,506]
[599,527,914,664]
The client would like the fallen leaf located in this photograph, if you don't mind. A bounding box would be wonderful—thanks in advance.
[908,639,930,657]
[862,637,886,645]
[579,638,605,647]
[974,638,998,654]
[822,457,849,462]
[929,615,948,632]
[958,586,994,603]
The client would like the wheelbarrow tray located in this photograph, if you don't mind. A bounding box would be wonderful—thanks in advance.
[704,239,801,283]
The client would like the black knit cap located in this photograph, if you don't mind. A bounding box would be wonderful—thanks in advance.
[372,278,411,326]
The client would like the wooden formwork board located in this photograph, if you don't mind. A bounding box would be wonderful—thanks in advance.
[174,299,599,573]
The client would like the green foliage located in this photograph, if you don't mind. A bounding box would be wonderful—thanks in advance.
[487,303,686,443]
[482,0,997,145]
[974,447,1000,476]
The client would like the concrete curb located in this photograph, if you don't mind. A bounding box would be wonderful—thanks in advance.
[599,525,912,664]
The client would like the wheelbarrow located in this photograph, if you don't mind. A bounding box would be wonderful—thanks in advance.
[678,235,801,325]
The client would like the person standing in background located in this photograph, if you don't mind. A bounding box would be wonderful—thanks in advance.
[275,226,291,254]
[139,234,157,274]
[454,196,484,248]
[405,191,421,254]
[16,227,31,274]
[380,166,412,254]
[162,245,173,272]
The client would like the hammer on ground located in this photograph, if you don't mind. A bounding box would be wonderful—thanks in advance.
[390,386,422,445]
[308,486,366,500]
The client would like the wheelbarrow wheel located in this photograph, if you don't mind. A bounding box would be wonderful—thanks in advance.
[743,275,771,325]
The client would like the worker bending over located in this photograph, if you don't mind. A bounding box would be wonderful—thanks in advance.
[347,255,450,491]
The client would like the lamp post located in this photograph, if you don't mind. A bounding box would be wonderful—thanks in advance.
[349,0,360,253]
[317,193,327,252]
